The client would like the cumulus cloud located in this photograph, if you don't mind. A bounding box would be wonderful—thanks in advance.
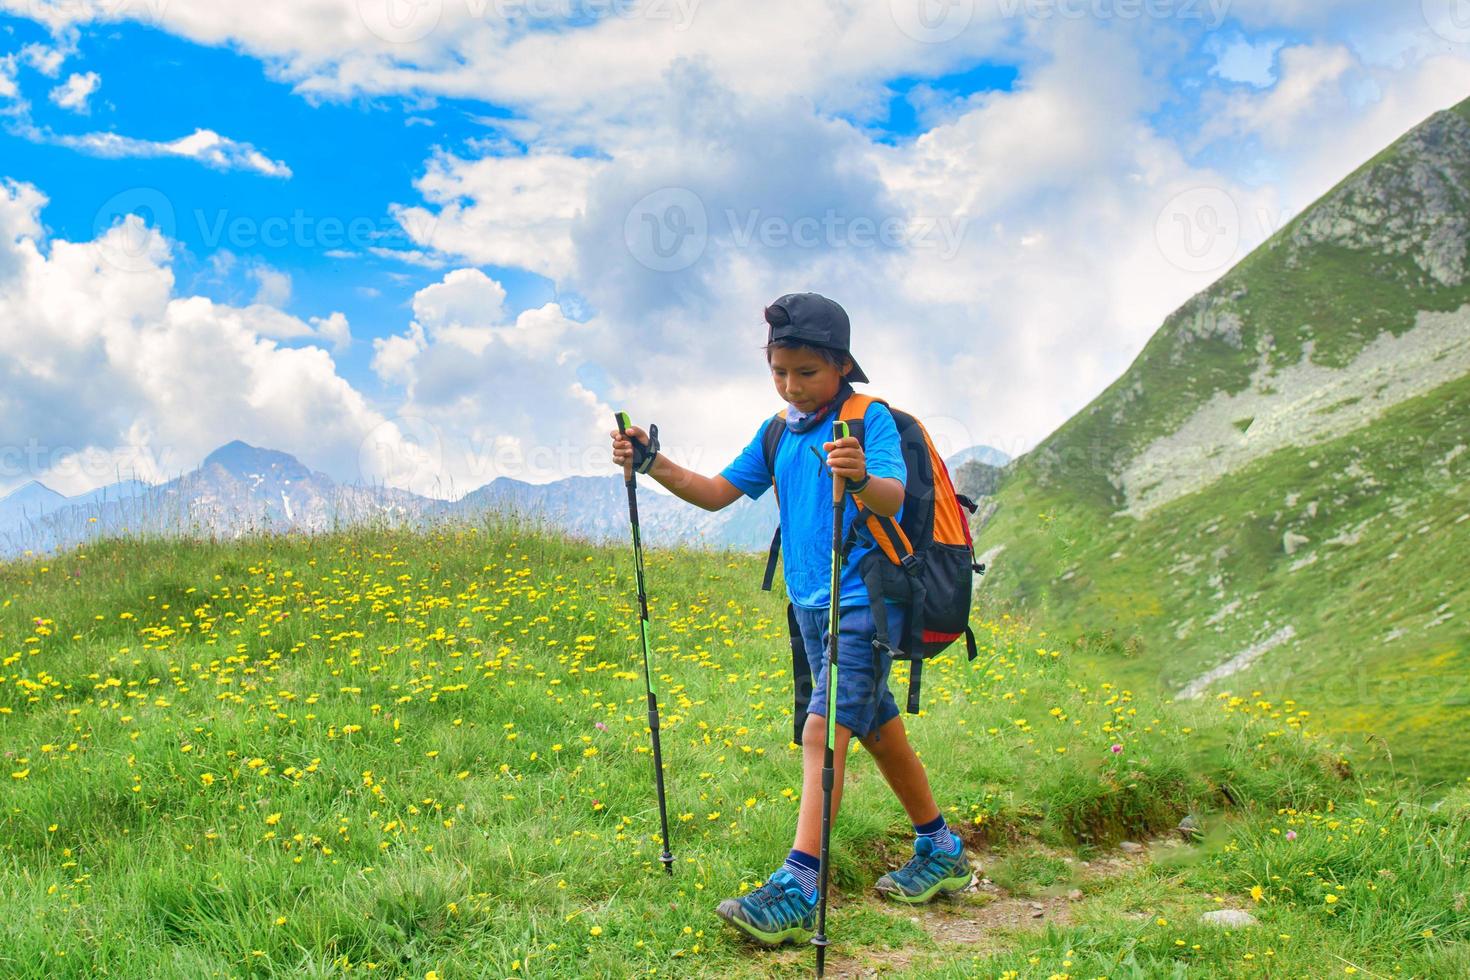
[369,267,610,490]
[374,15,1470,467]
[0,0,1010,132]
[392,151,606,280]
[0,179,383,495]
[48,70,99,113]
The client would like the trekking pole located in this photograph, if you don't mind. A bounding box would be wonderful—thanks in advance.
[614,412,675,876]
[812,417,851,978]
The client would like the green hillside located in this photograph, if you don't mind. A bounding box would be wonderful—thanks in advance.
[3,524,1467,976]
[976,98,1470,784]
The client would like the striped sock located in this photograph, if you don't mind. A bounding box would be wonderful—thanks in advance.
[914,814,959,854]
[781,849,821,902]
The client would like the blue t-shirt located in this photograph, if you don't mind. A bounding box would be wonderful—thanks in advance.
[722,402,906,610]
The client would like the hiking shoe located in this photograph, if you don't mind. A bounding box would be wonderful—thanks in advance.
[874,836,973,904]
[715,869,818,946]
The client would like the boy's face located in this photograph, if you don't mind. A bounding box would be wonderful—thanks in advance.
[768,345,849,413]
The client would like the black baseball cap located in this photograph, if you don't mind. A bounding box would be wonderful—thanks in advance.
[764,292,869,383]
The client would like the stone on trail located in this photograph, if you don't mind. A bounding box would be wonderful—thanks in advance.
[1201,909,1259,929]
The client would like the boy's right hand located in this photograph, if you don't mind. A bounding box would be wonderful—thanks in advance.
[610,424,650,471]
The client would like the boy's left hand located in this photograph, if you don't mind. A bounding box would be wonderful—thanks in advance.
[824,436,866,483]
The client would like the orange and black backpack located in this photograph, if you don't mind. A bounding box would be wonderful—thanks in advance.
[759,391,986,741]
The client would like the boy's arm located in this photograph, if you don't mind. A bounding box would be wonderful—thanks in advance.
[825,405,906,518]
[825,434,904,517]
[854,475,904,518]
[610,425,745,512]
[645,455,746,511]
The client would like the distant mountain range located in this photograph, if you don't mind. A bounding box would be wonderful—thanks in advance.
[0,438,1009,560]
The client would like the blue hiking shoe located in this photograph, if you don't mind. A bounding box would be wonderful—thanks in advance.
[715,869,818,946]
[874,836,973,904]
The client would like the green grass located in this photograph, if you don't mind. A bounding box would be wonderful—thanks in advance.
[2,522,1467,977]
[986,852,1075,897]
[978,367,1470,785]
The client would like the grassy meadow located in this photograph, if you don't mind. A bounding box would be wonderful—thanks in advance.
[2,520,1467,977]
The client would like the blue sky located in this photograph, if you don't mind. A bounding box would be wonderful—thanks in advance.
[1,1,1467,498]
[1,12,564,403]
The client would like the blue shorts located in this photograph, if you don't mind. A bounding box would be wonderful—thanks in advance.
[792,601,906,741]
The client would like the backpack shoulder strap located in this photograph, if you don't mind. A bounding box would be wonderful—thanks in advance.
[760,412,786,592]
[838,393,883,444]
[760,412,786,487]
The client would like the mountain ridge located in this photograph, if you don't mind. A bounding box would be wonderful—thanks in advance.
[974,95,1470,782]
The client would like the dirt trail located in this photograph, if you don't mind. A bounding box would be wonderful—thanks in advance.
[770,836,1169,978]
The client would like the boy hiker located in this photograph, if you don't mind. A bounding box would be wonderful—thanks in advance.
[609,292,975,947]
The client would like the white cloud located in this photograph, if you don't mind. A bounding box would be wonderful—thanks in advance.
[250,263,293,306]
[0,55,18,102]
[0,179,385,495]
[48,70,99,113]
[368,268,611,489]
[1204,44,1358,147]
[1198,44,1470,207]
[21,41,68,78]
[372,18,1470,468]
[310,311,352,352]
[411,267,507,331]
[0,0,1009,136]
[370,320,425,387]
[14,123,292,177]
[391,151,606,280]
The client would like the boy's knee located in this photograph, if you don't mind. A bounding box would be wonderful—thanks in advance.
[801,713,827,751]
[802,712,856,752]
